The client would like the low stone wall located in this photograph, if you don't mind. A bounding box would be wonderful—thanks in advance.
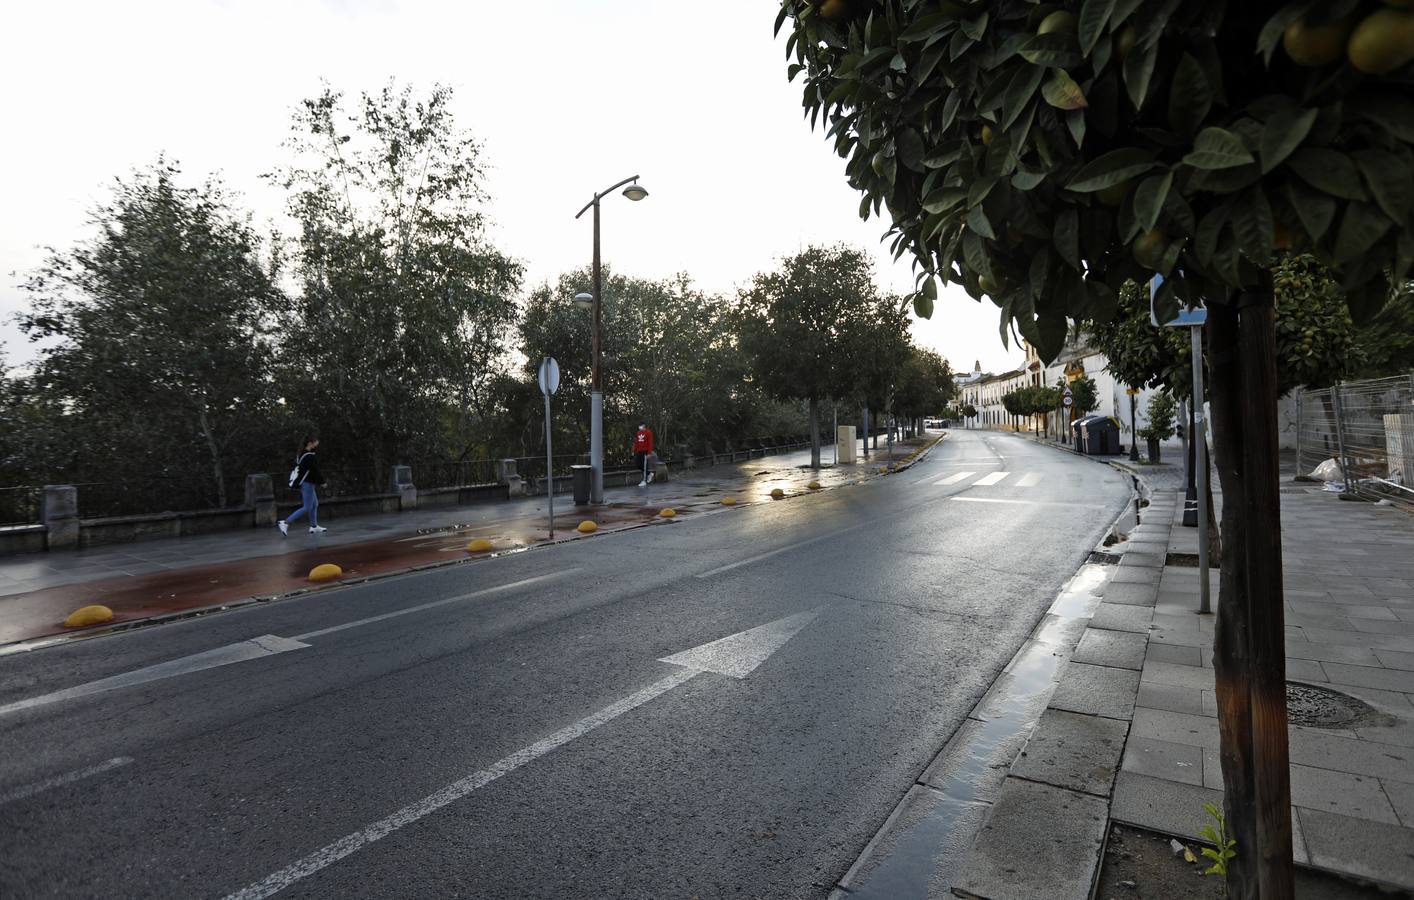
[80,507,257,548]
[419,483,510,507]
[0,525,46,556]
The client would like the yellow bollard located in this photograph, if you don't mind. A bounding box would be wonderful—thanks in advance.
[721,497,737,506]
[466,538,494,553]
[808,481,821,490]
[308,563,343,582]
[770,488,785,499]
[63,605,114,628]
[659,508,677,518]
[577,520,598,534]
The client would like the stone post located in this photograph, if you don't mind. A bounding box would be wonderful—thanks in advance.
[390,465,417,510]
[495,459,526,497]
[244,474,276,526]
[42,485,79,551]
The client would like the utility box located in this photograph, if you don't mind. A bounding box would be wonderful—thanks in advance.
[1078,415,1122,455]
[836,425,857,464]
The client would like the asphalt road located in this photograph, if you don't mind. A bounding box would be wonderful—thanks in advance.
[0,430,1130,899]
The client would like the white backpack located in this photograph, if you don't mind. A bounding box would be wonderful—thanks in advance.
[288,452,311,489]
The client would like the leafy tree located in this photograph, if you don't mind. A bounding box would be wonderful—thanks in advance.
[961,402,978,421]
[271,82,522,477]
[1068,375,1099,415]
[892,346,953,433]
[1140,391,1178,441]
[1350,286,1414,379]
[778,2,1414,893]
[18,161,286,510]
[738,245,898,467]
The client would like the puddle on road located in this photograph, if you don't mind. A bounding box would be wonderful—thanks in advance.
[845,563,1110,899]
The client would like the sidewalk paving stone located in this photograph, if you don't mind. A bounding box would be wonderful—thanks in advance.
[1110,770,1223,842]
[1071,628,1146,670]
[952,778,1108,900]
[1088,603,1152,634]
[1010,709,1128,797]
[1049,661,1140,720]
[1121,736,1204,786]
[1137,683,1205,717]
[1097,581,1158,607]
[1298,808,1414,889]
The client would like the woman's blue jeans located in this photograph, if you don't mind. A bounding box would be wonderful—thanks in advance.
[287,482,319,527]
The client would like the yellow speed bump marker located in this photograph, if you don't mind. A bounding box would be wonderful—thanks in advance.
[770,488,785,499]
[659,508,677,518]
[807,481,821,490]
[308,563,343,583]
[63,604,114,628]
[577,520,598,534]
[721,497,737,506]
[465,538,494,553]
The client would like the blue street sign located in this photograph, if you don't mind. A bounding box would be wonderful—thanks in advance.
[1149,274,1207,328]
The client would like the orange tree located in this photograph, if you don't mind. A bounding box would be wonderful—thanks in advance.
[777,1,1414,896]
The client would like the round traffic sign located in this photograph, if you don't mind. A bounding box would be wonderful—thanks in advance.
[1063,395,1074,408]
[537,357,560,396]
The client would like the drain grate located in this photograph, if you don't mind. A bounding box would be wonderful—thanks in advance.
[1287,682,1385,729]
[1087,550,1122,565]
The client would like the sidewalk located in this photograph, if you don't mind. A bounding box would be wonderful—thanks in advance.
[1111,475,1414,891]
[0,434,939,648]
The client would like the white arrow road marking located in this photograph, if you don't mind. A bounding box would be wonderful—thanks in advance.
[0,756,134,807]
[658,609,821,678]
[0,636,309,717]
[0,572,574,718]
[973,471,1010,486]
[223,609,822,900]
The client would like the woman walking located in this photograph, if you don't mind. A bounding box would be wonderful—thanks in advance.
[279,436,327,535]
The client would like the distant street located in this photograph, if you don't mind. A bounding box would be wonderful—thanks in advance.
[0,430,1129,899]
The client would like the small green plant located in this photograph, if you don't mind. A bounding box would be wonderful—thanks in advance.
[1198,802,1238,894]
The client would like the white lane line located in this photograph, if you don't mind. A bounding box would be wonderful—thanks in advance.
[225,608,823,899]
[952,497,1109,509]
[292,571,574,640]
[223,668,698,900]
[1017,472,1042,487]
[973,471,1010,486]
[933,471,975,485]
[695,523,870,579]
[0,573,576,718]
[0,757,133,806]
[0,636,310,717]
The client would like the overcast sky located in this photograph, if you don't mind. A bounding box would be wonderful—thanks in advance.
[0,0,1022,376]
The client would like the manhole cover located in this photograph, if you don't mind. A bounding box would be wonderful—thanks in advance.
[1287,682,1384,729]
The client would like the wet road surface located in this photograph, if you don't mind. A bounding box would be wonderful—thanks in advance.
[0,430,1129,899]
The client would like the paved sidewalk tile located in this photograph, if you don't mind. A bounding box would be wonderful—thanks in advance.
[1011,709,1128,796]
[1088,603,1153,634]
[1299,807,1414,890]
[953,778,1108,900]
[1110,770,1222,841]
[1049,662,1139,720]
[1071,628,1146,670]
[1121,736,1203,786]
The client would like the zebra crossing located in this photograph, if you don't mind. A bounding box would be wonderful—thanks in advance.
[930,470,1043,488]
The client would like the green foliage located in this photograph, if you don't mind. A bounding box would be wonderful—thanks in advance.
[961,402,978,419]
[1139,391,1178,440]
[895,347,956,421]
[1198,802,1239,891]
[17,160,288,510]
[779,0,1414,363]
[271,82,523,473]
[1090,254,1374,397]
[1068,375,1100,415]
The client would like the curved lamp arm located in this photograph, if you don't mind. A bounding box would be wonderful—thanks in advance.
[574,174,642,219]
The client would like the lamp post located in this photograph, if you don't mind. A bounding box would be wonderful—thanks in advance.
[574,175,648,504]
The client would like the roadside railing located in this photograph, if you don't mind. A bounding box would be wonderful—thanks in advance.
[0,486,42,527]
[1296,373,1414,512]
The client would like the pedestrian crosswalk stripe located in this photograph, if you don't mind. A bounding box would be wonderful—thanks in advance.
[973,471,1010,486]
[1016,472,1041,487]
[934,471,974,485]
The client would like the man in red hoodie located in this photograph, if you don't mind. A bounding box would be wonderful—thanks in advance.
[632,422,655,487]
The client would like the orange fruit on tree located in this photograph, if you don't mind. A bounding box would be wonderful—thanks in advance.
[1283,14,1356,67]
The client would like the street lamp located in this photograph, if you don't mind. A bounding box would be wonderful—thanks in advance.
[574,175,648,504]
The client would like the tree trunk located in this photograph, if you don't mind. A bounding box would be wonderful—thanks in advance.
[808,396,821,470]
[1237,285,1294,900]
[1209,302,1260,900]
[1209,287,1294,899]
[197,405,227,509]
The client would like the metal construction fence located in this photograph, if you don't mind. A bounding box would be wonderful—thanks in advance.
[1296,373,1414,512]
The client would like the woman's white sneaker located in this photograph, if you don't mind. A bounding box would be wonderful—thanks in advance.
[277,521,288,536]
[310,526,328,534]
